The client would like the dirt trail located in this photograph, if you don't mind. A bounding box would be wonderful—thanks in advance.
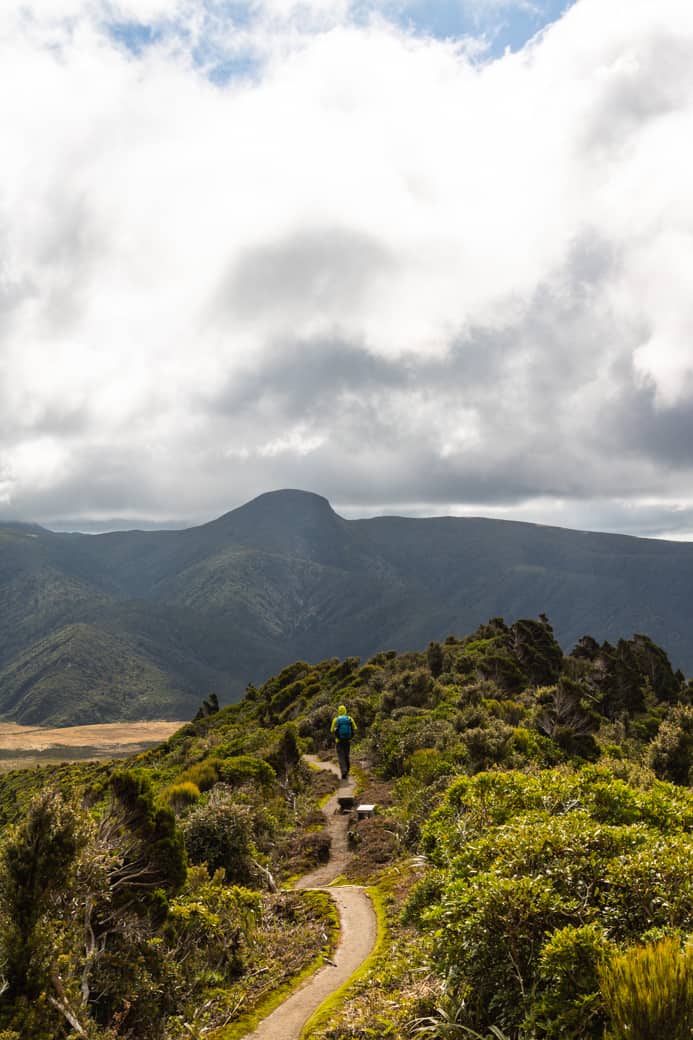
[241,755,377,1040]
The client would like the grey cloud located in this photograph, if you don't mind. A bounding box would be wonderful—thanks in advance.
[179,229,688,519]
[582,29,693,156]
[607,374,693,469]
[0,446,165,525]
[214,337,408,417]
[8,229,686,533]
[0,274,36,337]
[222,226,394,320]
[3,6,693,539]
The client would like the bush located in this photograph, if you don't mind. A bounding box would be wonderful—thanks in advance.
[414,767,693,1038]
[265,723,302,776]
[176,759,220,792]
[217,756,275,788]
[183,792,257,884]
[459,718,515,772]
[599,937,693,1040]
[164,781,201,811]
[529,923,615,1038]
[428,873,567,1033]
[648,705,693,785]
[382,668,436,711]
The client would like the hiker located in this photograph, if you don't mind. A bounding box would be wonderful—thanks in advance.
[331,704,356,779]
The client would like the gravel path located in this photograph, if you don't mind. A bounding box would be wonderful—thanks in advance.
[240,755,377,1040]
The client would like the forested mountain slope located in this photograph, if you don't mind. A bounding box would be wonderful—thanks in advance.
[2,489,693,723]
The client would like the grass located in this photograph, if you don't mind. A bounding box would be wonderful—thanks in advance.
[0,721,183,772]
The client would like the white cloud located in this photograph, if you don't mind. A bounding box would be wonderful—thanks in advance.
[0,0,692,534]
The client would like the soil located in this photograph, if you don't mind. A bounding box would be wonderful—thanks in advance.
[241,755,378,1040]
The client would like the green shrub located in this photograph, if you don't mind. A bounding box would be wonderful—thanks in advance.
[164,781,201,811]
[265,723,302,776]
[648,705,693,785]
[217,755,275,788]
[382,668,435,711]
[414,767,693,1038]
[529,923,615,1038]
[176,759,220,792]
[183,792,257,884]
[459,718,515,772]
[427,873,567,1033]
[599,937,693,1040]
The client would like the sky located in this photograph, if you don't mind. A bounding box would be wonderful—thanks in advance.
[1,0,693,538]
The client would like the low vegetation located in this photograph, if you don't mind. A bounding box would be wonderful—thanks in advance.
[0,614,691,1038]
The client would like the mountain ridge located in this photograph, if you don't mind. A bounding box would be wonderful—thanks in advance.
[2,488,693,724]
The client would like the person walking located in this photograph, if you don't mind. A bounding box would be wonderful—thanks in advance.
[331,704,357,779]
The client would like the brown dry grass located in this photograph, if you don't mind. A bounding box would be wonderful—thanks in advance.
[0,720,184,770]
[0,720,184,750]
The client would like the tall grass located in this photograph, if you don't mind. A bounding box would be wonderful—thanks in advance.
[599,937,693,1040]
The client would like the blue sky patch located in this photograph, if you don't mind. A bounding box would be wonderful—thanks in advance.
[104,1,578,76]
[381,0,577,57]
[107,20,162,56]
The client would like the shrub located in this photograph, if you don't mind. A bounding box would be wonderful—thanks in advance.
[370,716,456,779]
[217,755,275,788]
[648,705,693,785]
[265,723,302,776]
[183,792,257,884]
[528,923,615,1038]
[428,873,567,1033]
[382,668,435,711]
[599,937,693,1040]
[176,759,220,792]
[459,718,515,772]
[414,767,693,1038]
[164,781,201,811]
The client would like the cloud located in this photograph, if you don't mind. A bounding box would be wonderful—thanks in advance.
[0,0,692,537]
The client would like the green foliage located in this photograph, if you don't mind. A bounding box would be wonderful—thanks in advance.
[648,704,693,784]
[265,723,302,777]
[183,791,258,883]
[530,924,615,1039]
[165,866,261,983]
[599,937,693,1040]
[427,641,445,678]
[370,715,456,779]
[0,615,691,1039]
[217,755,276,787]
[108,769,187,900]
[412,766,693,1038]
[163,781,201,811]
[176,758,220,791]
[0,789,87,1007]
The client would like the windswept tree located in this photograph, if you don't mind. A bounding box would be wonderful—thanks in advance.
[0,789,90,1036]
[0,771,188,1038]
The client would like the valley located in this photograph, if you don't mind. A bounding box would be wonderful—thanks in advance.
[0,719,184,770]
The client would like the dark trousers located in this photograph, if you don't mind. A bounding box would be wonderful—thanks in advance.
[336,739,351,778]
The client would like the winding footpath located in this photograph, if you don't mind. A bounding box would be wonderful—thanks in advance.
[241,756,377,1040]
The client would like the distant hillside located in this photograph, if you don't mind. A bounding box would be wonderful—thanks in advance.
[2,489,693,724]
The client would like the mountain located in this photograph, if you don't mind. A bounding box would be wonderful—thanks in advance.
[2,488,693,724]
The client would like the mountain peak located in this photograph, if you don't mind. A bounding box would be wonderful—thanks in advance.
[199,488,347,562]
[238,488,336,518]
